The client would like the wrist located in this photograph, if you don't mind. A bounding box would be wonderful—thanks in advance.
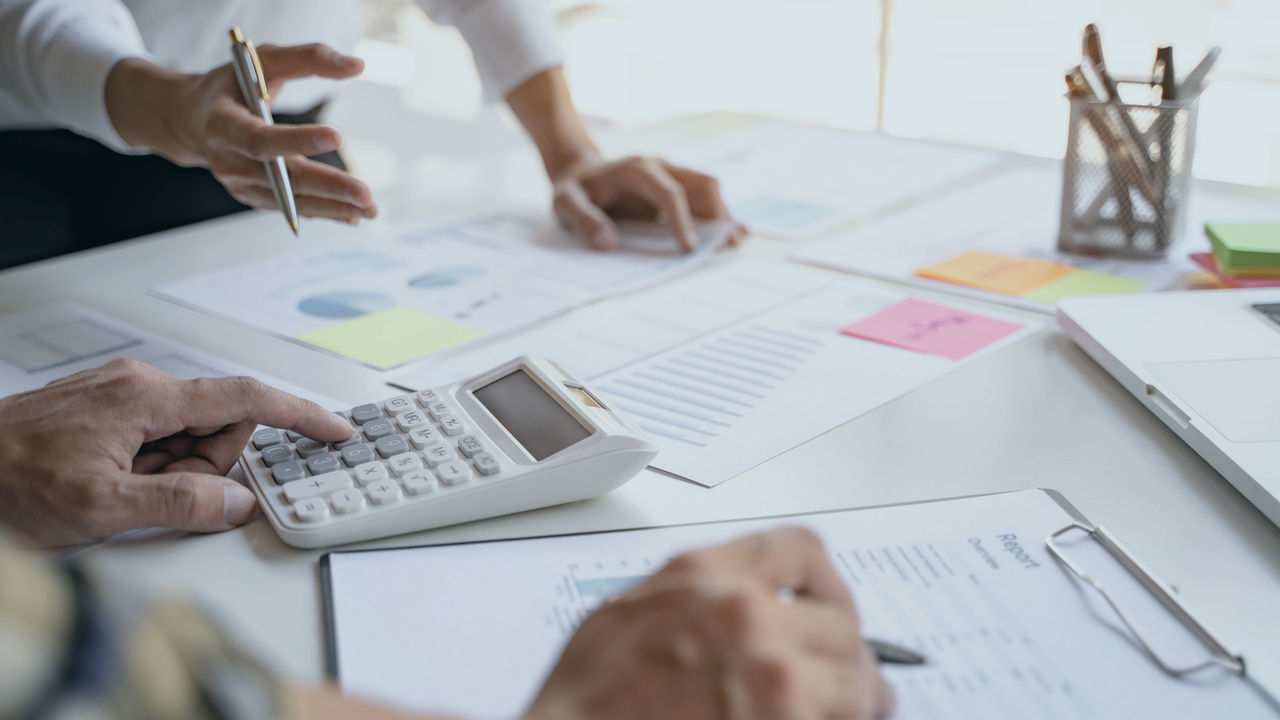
[104,58,195,158]
[543,143,603,184]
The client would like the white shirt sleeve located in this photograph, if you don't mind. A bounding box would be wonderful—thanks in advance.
[416,0,563,101]
[0,0,150,151]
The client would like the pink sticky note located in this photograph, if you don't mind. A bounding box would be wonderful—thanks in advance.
[840,298,1023,360]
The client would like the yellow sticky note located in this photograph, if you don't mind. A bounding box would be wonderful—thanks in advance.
[916,251,1075,296]
[299,307,485,368]
[1022,269,1147,304]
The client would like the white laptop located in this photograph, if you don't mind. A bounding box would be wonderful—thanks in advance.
[1058,289,1280,526]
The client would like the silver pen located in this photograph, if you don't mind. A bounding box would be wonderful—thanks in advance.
[229,27,300,236]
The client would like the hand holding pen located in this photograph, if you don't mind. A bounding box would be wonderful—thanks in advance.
[103,39,377,226]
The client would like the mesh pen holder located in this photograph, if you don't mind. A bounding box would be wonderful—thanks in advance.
[1058,82,1198,258]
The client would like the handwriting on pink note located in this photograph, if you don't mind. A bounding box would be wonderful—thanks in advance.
[839,298,1023,360]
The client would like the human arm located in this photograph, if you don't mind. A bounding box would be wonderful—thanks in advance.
[0,359,355,547]
[415,0,743,251]
[0,0,376,222]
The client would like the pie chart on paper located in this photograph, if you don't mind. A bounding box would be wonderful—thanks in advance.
[297,291,396,319]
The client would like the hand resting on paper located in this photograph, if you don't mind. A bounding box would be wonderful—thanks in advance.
[0,358,353,547]
[293,527,896,720]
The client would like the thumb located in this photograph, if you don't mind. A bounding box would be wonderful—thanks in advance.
[554,183,619,250]
[121,471,259,533]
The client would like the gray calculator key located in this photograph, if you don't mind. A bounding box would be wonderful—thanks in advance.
[252,428,283,450]
[285,430,303,442]
[350,403,382,425]
[260,445,294,467]
[342,444,376,467]
[332,433,362,450]
[271,460,305,485]
[294,438,328,458]
[457,435,485,457]
[363,418,395,441]
[307,451,341,475]
[375,435,410,458]
[472,453,501,476]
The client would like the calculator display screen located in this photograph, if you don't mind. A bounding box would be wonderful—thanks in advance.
[474,369,592,461]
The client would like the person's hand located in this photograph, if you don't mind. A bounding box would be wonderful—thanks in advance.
[525,527,896,720]
[551,154,747,252]
[0,359,354,547]
[105,45,377,224]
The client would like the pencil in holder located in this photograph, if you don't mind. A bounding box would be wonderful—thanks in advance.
[1058,82,1198,258]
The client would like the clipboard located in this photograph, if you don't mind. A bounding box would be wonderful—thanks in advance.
[319,489,1280,719]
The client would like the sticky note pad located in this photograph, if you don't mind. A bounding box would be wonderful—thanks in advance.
[299,307,485,368]
[1206,223,1280,273]
[916,251,1074,296]
[840,298,1023,360]
[1021,269,1147,303]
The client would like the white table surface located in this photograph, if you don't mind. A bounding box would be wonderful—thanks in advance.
[4,113,1280,703]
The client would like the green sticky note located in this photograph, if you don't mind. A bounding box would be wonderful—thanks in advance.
[1022,269,1147,304]
[1206,223,1280,272]
[299,307,485,368]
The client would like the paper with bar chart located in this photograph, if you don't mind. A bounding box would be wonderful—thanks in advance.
[153,208,730,369]
[326,489,1273,720]
[0,303,343,408]
[393,261,1039,487]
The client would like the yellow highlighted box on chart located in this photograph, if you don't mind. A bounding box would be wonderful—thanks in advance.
[916,251,1146,303]
[299,307,485,368]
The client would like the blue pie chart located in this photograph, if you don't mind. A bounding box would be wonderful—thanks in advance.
[297,291,395,319]
[408,266,485,289]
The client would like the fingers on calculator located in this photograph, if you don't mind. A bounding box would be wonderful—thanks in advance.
[245,388,503,527]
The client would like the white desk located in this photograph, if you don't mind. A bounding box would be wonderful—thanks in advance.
[4,113,1280,702]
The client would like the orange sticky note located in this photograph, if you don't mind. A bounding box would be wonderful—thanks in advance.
[916,251,1074,296]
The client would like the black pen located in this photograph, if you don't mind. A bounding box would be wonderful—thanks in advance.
[867,638,927,665]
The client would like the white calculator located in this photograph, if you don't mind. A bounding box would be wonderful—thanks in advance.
[239,357,658,548]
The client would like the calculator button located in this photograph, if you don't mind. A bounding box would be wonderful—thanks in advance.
[395,409,428,432]
[440,415,466,436]
[271,461,306,485]
[332,433,362,450]
[437,461,472,486]
[342,443,376,467]
[362,418,395,441]
[330,488,366,515]
[456,435,485,457]
[423,444,458,467]
[260,445,294,467]
[354,461,389,485]
[306,451,341,475]
[282,470,352,503]
[252,428,283,449]
[416,389,440,406]
[350,404,382,425]
[294,498,329,523]
[294,438,328,458]
[365,479,402,506]
[285,430,303,442]
[383,395,415,415]
[472,453,501,476]
[401,471,437,496]
[408,426,443,449]
[389,452,424,477]
[375,435,411,458]
[427,401,453,420]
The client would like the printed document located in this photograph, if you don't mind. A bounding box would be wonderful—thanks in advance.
[671,123,1004,241]
[392,260,1037,487]
[325,489,1274,720]
[152,208,731,369]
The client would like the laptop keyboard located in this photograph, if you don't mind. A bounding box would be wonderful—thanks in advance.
[1253,303,1280,327]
